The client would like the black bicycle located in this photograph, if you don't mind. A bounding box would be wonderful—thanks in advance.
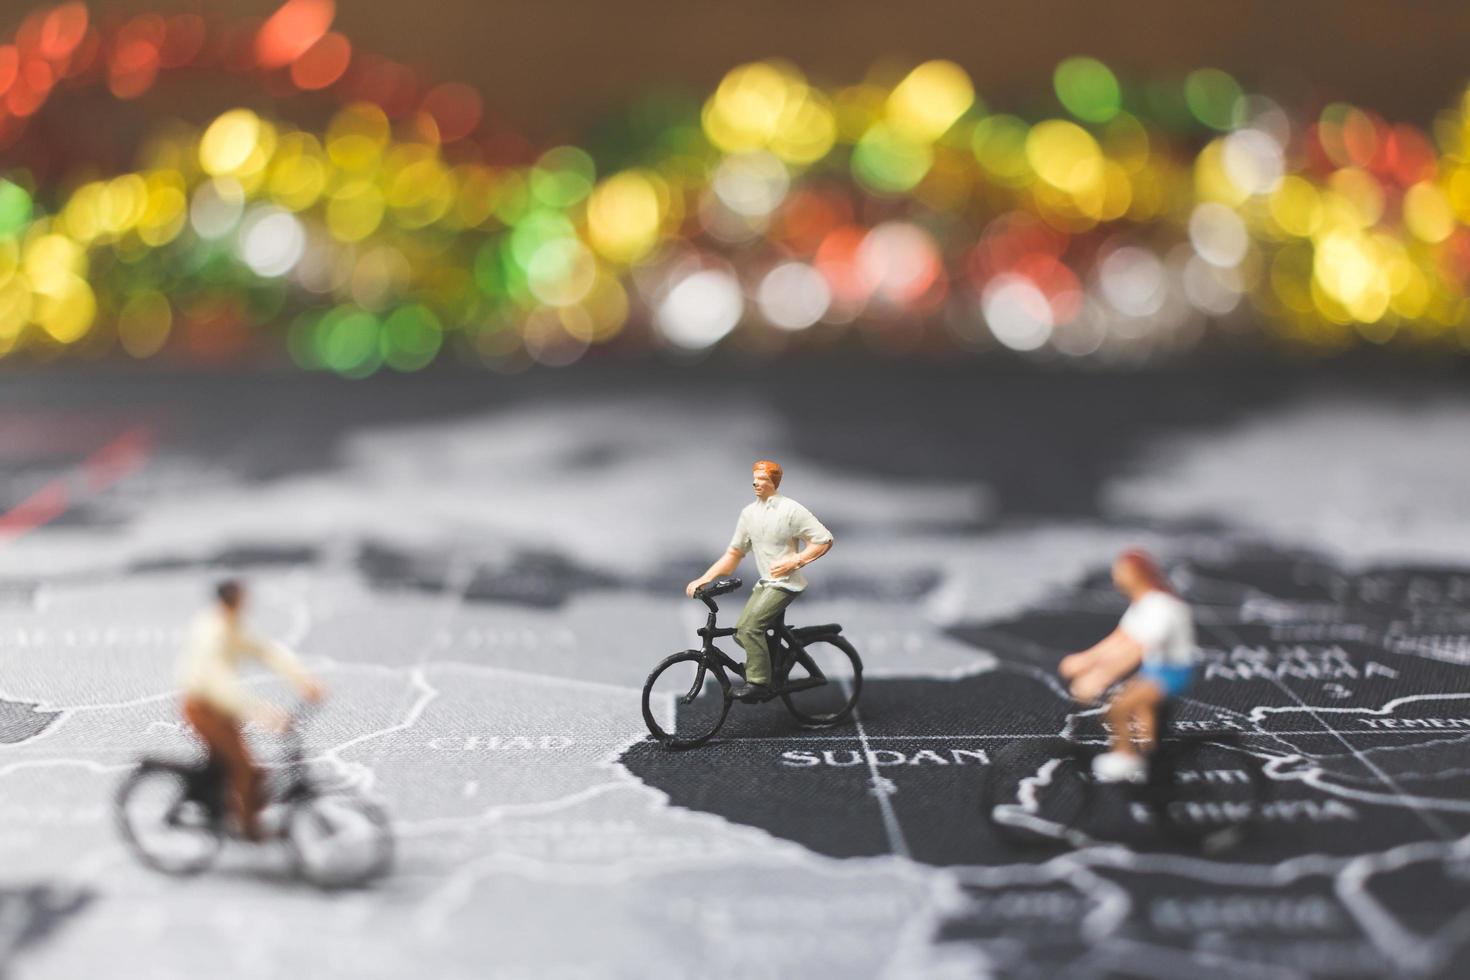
[116,707,394,888]
[983,700,1271,852]
[642,576,863,748]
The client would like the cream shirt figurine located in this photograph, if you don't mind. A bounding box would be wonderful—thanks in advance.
[686,460,834,699]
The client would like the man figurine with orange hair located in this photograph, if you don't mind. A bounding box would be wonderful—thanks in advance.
[1058,549,1197,783]
[686,460,834,700]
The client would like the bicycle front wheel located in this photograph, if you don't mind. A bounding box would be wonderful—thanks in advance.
[287,792,394,889]
[116,764,223,876]
[781,634,862,728]
[642,651,730,748]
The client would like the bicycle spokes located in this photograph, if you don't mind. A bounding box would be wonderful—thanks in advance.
[780,634,861,728]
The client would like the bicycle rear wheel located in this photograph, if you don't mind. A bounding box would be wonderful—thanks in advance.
[116,763,223,875]
[642,651,730,748]
[287,792,394,889]
[781,634,862,728]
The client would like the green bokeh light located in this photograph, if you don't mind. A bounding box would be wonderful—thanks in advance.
[381,303,443,371]
[851,124,933,195]
[1053,57,1121,124]
[318,307,382,378]
[0,180,33,238]
[509,210,578,270]
[1184,69,1243,131]
[530,146,597,208]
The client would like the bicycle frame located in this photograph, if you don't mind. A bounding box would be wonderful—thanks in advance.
[162,710,321,824]
[690,589,831,700]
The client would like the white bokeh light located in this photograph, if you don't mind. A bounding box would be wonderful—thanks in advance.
[190,179,246,240]
[1099,246,1166,317]
[238,207,307,277]
[1188,202,1250,268]
[1222,128,1285,196]
[656,269,744,349]
[1182,254,1243,315]
[712,152,790,218]
[857,222,941,306]
[757,262,831,330]
[982,273,1053,351]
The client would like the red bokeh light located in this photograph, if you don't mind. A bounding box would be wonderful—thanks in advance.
[421,82,482,143]
[256,0,334,70]
[291,31,351,90]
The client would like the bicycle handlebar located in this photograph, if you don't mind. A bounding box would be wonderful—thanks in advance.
[695,576,742,604]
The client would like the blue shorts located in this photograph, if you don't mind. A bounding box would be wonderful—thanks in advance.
[1138,662,1193,697]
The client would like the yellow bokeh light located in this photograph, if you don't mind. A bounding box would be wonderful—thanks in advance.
[0,276,32,338]
[99,175,149,235]
[451,165,499,229]
[1268,176,1322,237]
[327,103,392,172]
[1403,181,1454,243]
[0,239,17,286]
[269,133,330,212]
[200,109,264,176]
[32,273,96,344]
[587,170,664,264]
[769,91,837,164]
[1327,168,1384,227]
[139,175,188,247]
[1194,139,1249,207]
[326,180,387,242]
[886,60,974,143]
[61,182,105,244]
[701,61,834,163]
[1026,120,1103,195]
[22,234,86,295]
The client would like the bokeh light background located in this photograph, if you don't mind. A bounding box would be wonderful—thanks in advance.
[4,0,1470,373]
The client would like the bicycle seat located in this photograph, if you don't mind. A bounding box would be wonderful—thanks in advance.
[697,576,742,598]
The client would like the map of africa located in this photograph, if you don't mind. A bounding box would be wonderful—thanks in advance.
[0,362,1468,978]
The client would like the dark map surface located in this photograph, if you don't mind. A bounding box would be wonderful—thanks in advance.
[0,361,1467,979]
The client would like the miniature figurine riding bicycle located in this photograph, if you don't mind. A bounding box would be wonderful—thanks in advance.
[641,574,862,747]
[116,703,394,888]
[684,459,835,699]
[984,550,1269,849]
[1059,549,1197,783]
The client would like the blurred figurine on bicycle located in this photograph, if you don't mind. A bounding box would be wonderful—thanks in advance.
[685,460,833,701]
[1058,550,1196,784]
[178,579,323,839]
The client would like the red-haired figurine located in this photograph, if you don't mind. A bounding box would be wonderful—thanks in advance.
[686,460,834,700]
[1058,550,1197,783]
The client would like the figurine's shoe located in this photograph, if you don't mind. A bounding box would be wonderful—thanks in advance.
[732,682,772,702]
[1091,751,1147,784]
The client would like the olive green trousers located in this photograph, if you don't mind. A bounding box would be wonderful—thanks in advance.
[734,582,797,686]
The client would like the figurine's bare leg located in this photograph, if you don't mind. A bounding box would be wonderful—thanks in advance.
[1130,680,1165,754]
[1106,678,1165,756]
[184,697,262,840]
